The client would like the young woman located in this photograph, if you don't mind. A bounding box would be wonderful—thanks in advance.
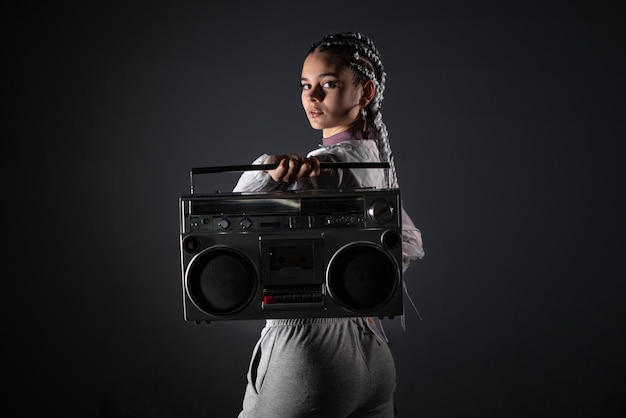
[234,32,424,418]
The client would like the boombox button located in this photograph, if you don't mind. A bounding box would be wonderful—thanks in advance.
[263,295,275,304]
[217,218,230,229]
[240,217,253,229]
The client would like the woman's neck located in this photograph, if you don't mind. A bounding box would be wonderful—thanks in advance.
[322,130,365,146]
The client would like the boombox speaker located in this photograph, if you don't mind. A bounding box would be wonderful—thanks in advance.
[179,162,403,323]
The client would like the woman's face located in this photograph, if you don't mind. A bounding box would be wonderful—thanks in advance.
[301,51,365,138]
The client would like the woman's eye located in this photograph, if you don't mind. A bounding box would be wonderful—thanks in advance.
[300,83,311,90]
[322,81,338,88]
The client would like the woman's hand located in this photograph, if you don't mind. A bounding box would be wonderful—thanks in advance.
[262,154,321,183]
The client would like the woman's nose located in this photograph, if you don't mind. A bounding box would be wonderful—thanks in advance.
[306,85,324,102]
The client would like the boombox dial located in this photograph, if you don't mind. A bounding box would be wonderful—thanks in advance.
[217,218,230,229]
[240,217,253,229]
[368,198,396,224]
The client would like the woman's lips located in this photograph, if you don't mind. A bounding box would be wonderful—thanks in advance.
[308,108,322,117]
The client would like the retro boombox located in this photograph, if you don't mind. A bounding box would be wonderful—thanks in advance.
[179,162,404,323]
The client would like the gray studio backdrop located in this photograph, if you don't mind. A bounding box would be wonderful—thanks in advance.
[4,1,624,417]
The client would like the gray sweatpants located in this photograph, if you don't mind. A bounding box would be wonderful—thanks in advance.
[237,317,396,418]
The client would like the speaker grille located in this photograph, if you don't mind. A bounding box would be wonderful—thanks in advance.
[186,248,256,315]
[327,244,398,312]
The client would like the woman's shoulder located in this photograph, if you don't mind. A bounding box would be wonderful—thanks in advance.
[308,139,380,161]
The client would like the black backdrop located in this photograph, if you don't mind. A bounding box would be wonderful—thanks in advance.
[3,1,624,417]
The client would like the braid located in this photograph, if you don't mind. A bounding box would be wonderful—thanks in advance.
[309,32,399,188]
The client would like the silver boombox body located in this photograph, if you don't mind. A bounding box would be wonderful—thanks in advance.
[179,164,403,323]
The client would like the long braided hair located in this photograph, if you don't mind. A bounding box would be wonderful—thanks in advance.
[308,32,399,189]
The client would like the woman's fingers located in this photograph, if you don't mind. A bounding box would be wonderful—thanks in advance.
[264,154,321,182]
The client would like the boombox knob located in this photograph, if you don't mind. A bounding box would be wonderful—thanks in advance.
[217,218,230,229]
[368,199,395,224]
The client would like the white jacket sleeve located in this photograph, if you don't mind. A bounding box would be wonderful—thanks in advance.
[401,208,425,272]
[232,154,284,193]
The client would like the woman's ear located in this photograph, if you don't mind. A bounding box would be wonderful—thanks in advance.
[359,80,376,106]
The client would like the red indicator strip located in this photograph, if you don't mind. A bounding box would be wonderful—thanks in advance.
[263,293,323,304]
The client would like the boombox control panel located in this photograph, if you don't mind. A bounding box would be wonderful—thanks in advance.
[179,188,404,323]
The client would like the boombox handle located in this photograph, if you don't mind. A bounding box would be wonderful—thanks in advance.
[189,162,389,194]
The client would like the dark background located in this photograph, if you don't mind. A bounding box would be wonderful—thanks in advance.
[2,1,624,417]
